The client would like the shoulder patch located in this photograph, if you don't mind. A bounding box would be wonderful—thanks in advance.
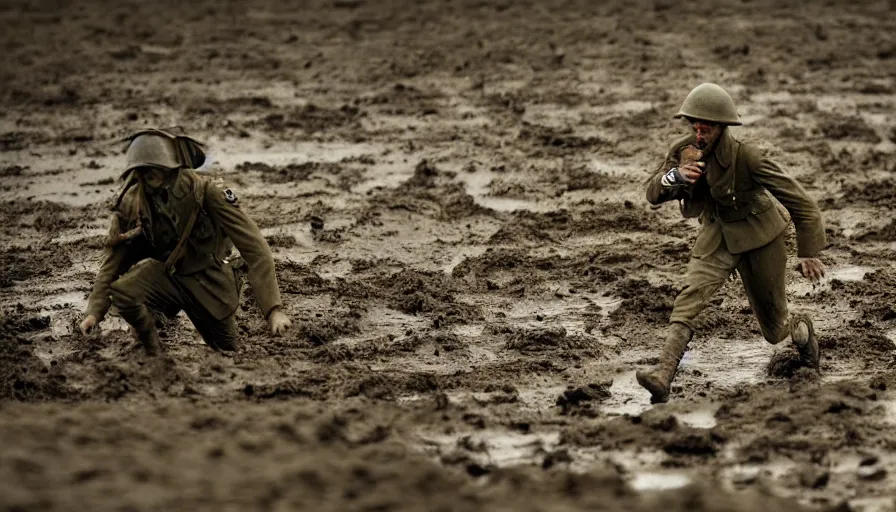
[223,188,238,204]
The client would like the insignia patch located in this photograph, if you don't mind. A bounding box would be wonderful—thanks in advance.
[223,188,238,204]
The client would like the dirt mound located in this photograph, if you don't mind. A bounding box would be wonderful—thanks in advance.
[250,103,364,136]
[499,325,600,359]
[556,381,612,417]
[518,122,604,155]
[367,267,481,325]
[609,278,678,325]
[0,200,95,234]
[0,245,73,288]
[0,312,74,402]
[836,179,896,209]
[368,160,493,220]
[817,114,881,143]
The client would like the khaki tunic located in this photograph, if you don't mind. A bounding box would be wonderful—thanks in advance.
[86,169,281,324]
[645,129,826,338]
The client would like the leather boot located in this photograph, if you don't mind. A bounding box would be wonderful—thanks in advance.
[636,322,693,403]
[790,314,819,369]
[118,304,162,355]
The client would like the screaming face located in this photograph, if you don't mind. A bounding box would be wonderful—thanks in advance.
[689,119,723,150]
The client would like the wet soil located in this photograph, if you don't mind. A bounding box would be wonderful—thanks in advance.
[1,0,896,510]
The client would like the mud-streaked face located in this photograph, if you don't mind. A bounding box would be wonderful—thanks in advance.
[136,167,170,190]
[688,119,723,150]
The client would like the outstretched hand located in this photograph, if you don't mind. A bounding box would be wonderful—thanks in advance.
[798,257,826,283]
[268,308,292,336]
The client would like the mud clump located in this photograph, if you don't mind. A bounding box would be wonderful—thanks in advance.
[265,233,297,248]
[344,371,441,400]
[610,278,677,325]
[663,431,720,456]
[275,260,328,295]
[296,312,363,346]
[766,350,811,379]
[818,115,881,143]
[237,161,342,184]
[518,122,603,154]
[370,160,493,220]
[502,326,598,356]
[255,103,364,135]
[368,267,480,325]
[557,381,612,417]
[94,356,190,400]
[0,313,74,402]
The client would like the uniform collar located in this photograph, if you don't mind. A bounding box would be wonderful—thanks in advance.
[712,128,735,168]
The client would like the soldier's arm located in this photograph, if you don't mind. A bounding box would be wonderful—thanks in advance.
[645,138,692,205]
[204,186,282,318]
[85,215,132,321]
[751,155,827,257]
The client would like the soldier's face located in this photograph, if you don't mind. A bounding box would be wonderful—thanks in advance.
[137,167,169,190]
[690,120,723,150]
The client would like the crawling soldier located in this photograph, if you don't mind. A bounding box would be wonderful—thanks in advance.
[80,128,291,354]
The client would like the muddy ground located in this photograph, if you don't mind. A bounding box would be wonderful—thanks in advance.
[1,0,895,510]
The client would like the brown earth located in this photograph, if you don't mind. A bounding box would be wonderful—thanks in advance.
[1,0,896,510]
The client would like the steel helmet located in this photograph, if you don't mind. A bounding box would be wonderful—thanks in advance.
[674,83,742,125]
[124,132,182,172]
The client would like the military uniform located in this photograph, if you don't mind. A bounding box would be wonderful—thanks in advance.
[636,83,825,402]
[84,130,282,353]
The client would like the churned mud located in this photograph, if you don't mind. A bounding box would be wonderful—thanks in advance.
[1,0,895,510]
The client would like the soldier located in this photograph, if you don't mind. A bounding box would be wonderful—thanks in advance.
[79,128,291,354]
[637,83,827,403]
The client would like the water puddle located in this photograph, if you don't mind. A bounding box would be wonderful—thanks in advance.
[602,370,652,417]
[791,263,874,297]
[846,497,896,512]
[674,407,718,429]
[629,472,692,491]
[419,429,561,467]
[685,339,770,388]
[601,371,719,428]
[878,398,896,426]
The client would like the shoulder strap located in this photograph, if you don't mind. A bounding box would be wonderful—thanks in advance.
[164,176,211,273]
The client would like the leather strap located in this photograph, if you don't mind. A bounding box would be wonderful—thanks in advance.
[164,178,210,274]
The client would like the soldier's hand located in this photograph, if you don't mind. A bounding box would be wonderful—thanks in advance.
[678,162,705,184]
[80,315,98,335]
[798,257,826,283]
[268,308,292,336]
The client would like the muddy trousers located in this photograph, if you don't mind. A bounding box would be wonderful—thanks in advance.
[671,233,790,343]
[109,259,239,353]
[637,234,798,402]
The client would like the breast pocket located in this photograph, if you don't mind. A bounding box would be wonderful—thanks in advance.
[749,191,774,216]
